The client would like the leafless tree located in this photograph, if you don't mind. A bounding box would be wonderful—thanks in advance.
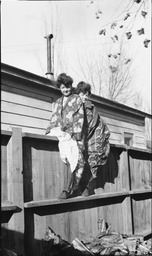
[76,0,150,107]
[105,43,135,104]
[76,39,139,107]
[76,51,105,95]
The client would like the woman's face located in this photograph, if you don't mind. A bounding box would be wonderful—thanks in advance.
[60,84,72,97]
[79,91,89,103]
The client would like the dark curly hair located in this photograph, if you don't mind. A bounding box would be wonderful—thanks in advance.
[76,81,91,95]
[56,73,73,88]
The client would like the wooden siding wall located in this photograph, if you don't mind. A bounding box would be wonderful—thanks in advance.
[1,79,57,134]
[1,87,146,148]
[1,128,151,256]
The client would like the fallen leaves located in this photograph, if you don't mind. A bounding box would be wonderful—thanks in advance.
[41,220,152,256]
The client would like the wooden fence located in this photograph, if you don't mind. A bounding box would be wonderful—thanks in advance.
[1,127,152,256]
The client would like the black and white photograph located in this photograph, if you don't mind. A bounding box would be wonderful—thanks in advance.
[1,0,152,255]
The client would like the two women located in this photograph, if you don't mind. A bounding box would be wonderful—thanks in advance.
[46,74,110,199]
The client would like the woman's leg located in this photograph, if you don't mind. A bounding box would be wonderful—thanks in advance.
[59,140,85,199]
[68,140,85,197]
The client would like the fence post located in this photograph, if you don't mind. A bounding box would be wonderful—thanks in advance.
[7,127,25,255]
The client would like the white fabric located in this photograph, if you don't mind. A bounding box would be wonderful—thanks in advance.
[47,127,79,173]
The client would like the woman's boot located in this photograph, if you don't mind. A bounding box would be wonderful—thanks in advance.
[58,163,74,199]
[82,176,96,196]
[68,167,84,198]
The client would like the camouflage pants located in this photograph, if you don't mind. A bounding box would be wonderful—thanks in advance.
[72,140,85,190]
[85,122,110,178]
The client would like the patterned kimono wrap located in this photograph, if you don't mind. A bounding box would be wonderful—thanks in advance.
[47,94,85,180]
[83,100,110,178]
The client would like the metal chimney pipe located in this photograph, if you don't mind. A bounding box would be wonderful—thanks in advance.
[44,34,54,80]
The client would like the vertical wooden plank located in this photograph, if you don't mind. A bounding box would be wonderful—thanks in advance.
[23,139,33,202]
[142,160,151,188]
[83,208,97,239]
[120,150,130,191]
[120,150,133,235]
[1,136,10,202]
[68,211,79,242]
[78,209,86,239]
[90,207,98,237]
[7,127,25,255]
[33,215,46,256]
[121,197,133,235]
[132,197,151,235]
[32,145,45,201]
[129,151,152,235]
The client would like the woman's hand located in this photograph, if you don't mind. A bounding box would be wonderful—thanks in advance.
[45,128,50,135]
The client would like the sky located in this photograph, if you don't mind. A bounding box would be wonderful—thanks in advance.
[1,0,151,113]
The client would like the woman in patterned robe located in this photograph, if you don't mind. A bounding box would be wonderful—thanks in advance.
[76,81,110,195]
[45,73,85,199]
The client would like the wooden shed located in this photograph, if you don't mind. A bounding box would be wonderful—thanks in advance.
[1,63,152,256]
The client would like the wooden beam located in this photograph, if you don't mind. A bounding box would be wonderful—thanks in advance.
[1,130,12,136]
[24,191,130,209]
[1,202,22,223]
[1,202,19,212]
[129,189,152,195]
